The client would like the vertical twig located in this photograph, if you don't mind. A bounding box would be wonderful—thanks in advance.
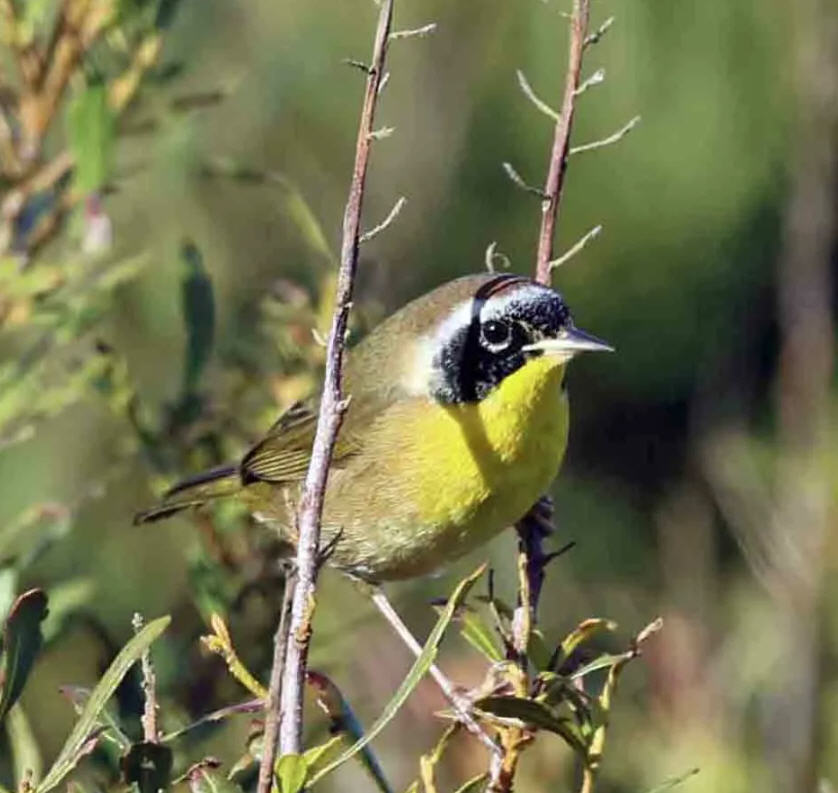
[132,613,159,743]
[255,569,297,793]
[490,3,592,791]
[269,0,395,762]
[515,0,590,656]
[534,0,590,285]
[516,0,591,667]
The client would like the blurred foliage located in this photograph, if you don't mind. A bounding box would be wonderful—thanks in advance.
[0,0,835,792]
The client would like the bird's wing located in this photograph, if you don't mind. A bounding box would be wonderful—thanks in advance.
[240,397,364,484]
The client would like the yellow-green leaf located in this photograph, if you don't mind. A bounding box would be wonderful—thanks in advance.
[307,565,486,787]
[67,83,115,194]
[36,616,170,793]
[276,754,307,793]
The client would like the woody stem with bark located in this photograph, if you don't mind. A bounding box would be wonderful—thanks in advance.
[254,1,395,779]
[491,3,591,791]
[534,0,590,285]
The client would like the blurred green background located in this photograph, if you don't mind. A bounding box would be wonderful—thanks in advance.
[1,0,836,791]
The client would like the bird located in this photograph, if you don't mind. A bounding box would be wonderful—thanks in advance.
[135,272,612,582]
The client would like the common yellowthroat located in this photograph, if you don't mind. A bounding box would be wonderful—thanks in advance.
[136,272,611,581]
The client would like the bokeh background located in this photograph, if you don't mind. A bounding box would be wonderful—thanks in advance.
[1,0,836,791]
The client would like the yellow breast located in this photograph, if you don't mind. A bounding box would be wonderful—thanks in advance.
[415,355,568,534]
[325,355,569,580]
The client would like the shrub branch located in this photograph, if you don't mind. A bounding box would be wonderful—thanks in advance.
[265,0,395,767]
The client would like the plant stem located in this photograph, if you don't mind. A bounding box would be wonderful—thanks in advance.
[272,0,395,759]
[255,569,297,793]
[534,0,590,285]
[489,2,591,790]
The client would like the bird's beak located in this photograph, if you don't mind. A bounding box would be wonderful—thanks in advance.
[522,326,614,357]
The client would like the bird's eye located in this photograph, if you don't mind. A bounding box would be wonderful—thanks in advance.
[481,319,511,350]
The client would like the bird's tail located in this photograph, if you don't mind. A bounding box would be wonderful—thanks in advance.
[134,464,242,524]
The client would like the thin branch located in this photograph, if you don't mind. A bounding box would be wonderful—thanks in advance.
[274,0,395,759]
[255,569,296,793]
[574,67,605,96]
[491,3,593,790]
[516,70,560,123]
[502,162,547,197]
[359,195,406,243]
[584,16,614,48]
[131,613,159,743]
[570,115,640,155]
[534,0,591,285]
[343,58,371,74]
[549,224,602,269]
[369,587,500,755]
[389,22,436,40]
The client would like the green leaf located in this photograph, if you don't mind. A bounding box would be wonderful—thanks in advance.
[458,607,503,662]
[553,618,617,671]
[474,696,586,754]
[59,686,131,751]
[36,615,171,793]
[527,628,552,670]
[307,564,487,787]
[302,735,343,772]
[276,754,308,793]
[121,742,173,793]
[642,768,700,793]
[67,83,115,193]
[0,589,49,723]
[569,652,629,681]
[451,773,488,793]
[179,241,215,397]
[7,704,43,787]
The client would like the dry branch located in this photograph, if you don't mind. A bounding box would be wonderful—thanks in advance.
[270,0,395,763]
[534,0,591,285]
[490,1,594,790]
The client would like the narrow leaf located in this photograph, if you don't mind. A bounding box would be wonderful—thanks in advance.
[553,618,617,671]
[302,735,343,772]
[36,615,171,793]
[459,608,503,662]
[66,83,115,193]
[59,686,131,750]
[307,565,486,787]
[0,589,49,722]
[569,652,630,681]
[180,241,215,396]
[475,696,585,754]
